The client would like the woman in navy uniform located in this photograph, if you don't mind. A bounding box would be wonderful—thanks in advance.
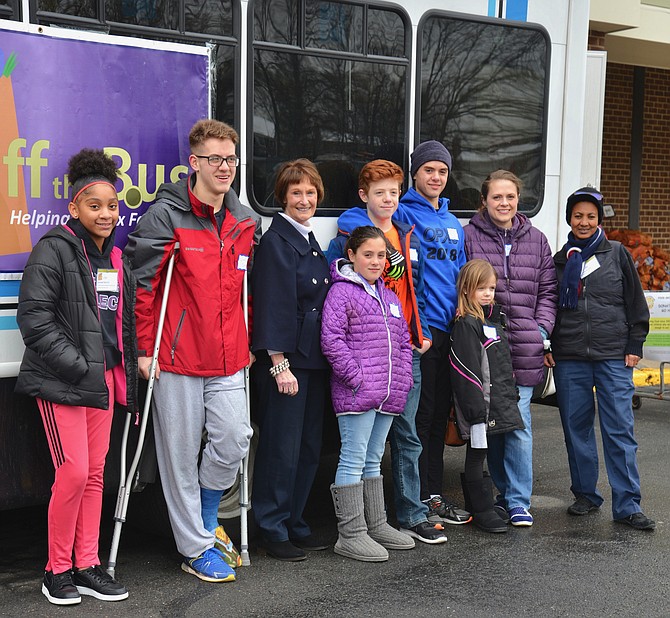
[251,159,331,561]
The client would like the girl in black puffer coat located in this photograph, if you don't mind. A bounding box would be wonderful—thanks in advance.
[449,260,524,533]
[15,149,136,606]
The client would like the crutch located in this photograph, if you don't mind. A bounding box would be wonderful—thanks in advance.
[239,269,251,566]
[107,243,179,578]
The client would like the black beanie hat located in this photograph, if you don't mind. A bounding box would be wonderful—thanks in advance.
[410,140,452,177]
[566,187,604,224]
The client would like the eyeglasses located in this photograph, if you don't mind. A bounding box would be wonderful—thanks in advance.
[573,188,603,201]
[194,154,240,168]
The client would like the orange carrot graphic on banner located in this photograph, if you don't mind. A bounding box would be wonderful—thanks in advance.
[0,50,32,257]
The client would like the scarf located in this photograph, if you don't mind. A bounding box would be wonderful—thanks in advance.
[559,227,603,310]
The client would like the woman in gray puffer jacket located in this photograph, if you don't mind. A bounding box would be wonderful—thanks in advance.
[463,170,557,527]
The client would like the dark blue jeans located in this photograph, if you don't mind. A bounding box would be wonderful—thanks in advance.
[554,359,641,519]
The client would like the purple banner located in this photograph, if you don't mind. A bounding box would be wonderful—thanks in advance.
[0,27,209,270]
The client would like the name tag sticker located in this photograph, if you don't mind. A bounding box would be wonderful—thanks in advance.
[482,325,498,340]
[390,303,401,318]
[409,247,418,262]
[447,228,459,241]
[237,254,249,271]
[581,255,600,278]
[96,269,119,292]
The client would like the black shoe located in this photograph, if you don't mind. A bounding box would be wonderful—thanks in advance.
[400,521,448,545]
[567,496,600,516]
[473,511,508,533]
[291,534,329,551]
[73,565,129,601]
[493,502,511,524]
[42,570,81,606]
[615,512,656,530]
[262,539,306,562]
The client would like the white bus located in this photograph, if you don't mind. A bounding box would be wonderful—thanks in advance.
[0,0,596,511]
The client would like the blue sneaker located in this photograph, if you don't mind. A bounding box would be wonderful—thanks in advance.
[181,547,236,582]
[508,507,533,527]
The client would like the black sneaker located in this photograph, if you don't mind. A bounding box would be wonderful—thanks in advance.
[73,565,129,601]
[42,570,81,606]
[400,521,448,544]
[615,512,656,530]
[567,495,600,516]
[424,496,472,525]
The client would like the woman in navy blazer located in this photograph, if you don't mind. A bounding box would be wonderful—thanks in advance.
[251,159,331,561]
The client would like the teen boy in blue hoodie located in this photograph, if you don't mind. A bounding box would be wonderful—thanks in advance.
[394,141,470,525]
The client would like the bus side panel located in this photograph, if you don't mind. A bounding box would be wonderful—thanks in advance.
[0,379,52,509]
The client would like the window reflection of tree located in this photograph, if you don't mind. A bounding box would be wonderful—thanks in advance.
[185,0,232,35]
[253,1,409,212]
[305,1,362,53]
[254,0,297,45]
[105,0,169,27]
[254,50,407,210]
[367,9,404,57]
[420,18,548,213]
[38,0,95,18]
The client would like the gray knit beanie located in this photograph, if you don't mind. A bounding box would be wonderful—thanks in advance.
[410,140,452,177]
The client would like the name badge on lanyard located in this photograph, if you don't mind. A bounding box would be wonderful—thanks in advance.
[96,269,119,293]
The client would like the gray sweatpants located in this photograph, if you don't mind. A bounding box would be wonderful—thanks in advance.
[152,370,251,557]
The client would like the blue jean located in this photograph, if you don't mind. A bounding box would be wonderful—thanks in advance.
[335,410,395,486]
[487,384,533,510]
[554,359,641,519]
[389,351,429,528]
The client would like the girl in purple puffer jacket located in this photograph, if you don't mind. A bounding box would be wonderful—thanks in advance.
[321,226,413,563]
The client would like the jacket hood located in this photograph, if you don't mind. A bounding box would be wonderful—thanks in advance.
[336,206,413,236]
[154,175,260,225]
[398,187,450,218]
[484,302,505,325]
[66,217,117,259]
[468,209,532,239]
[330,258,382,297]
[41,224,81,246]
[155,177,190,210]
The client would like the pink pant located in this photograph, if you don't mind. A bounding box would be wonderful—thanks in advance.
[38,370,114,574]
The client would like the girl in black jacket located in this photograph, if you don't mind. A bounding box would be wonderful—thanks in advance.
[449,259,523,533]
[16,149,136,605]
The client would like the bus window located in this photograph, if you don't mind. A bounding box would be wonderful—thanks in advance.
[1,0,18,20]
[104,0,178,29]
[37,0,97,20]
[251,0,411,215]
[417,13,549,216]
[184,0,234,37]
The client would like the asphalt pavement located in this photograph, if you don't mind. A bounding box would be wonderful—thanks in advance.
[1,395,669,617]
